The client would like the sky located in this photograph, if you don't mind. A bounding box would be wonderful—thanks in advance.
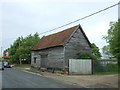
[0,0,119,57]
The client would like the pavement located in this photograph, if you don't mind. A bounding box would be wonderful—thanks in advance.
[20,67,119,88]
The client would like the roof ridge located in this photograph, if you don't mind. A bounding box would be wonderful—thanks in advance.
[43,25,79,38]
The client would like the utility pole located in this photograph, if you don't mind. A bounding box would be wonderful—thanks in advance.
[0,47,2,62]
[0,47,2,58]
[19,38,22,64]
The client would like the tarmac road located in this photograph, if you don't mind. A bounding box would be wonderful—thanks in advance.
[2,68,79,88]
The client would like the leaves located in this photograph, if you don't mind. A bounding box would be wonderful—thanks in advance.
[9,33,40,64]
[77,43,101,60]
[102,45,112,59]
[103,20,119,58]
[91,43,102,59]
[77,51,97,60]
[102,20,120,67]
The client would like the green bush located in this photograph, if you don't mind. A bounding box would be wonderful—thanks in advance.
[77,51,97,60]
[108,64,118,72]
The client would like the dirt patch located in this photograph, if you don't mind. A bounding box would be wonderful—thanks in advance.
[66,74,118,88]
[41,71,119,88]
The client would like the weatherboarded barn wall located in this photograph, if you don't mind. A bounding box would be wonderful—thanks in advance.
[31,51,40,68]
[31,46,64,69]
[31,25,91,70]
[64,28,91,67]
[69,59,92,74]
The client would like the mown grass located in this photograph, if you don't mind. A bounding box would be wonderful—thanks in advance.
[14,64,31,68]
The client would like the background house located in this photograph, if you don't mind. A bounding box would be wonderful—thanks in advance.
[2,48,11,62]
[3,48,9,57]
[31,25,91,70]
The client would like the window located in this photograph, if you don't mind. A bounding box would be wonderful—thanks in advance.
[34,57,37,63]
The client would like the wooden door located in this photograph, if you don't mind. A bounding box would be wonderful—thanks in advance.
[41,55,48,68]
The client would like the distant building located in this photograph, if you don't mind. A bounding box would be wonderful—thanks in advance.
[3,48,9,57]
[31,25,92,70]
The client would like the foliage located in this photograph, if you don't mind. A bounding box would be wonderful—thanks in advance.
[102,45,112,59]
[9,33,40,64]
[103,20,120,67]
[77,43,101,60]
[91,43,101,59]
[103,21,119,57]
[77,51,97,60]
[107,64,118,72]
[2,59,12,64]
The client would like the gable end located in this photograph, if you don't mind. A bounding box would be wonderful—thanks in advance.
[64,24,91,48]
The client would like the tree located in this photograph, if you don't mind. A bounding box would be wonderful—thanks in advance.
[9,33,40,64]
[91,43,101,59]
[103,21,119,57]
[118,19,120,68]
[102,45,112,59]
[103,20,120,67]
[8,37,22,63]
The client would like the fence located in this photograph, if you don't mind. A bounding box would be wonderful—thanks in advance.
[68,59,118,75]
[93,59,118,74]
[69,59,92,74]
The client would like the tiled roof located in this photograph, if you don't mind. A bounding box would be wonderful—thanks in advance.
[32,25,79,50]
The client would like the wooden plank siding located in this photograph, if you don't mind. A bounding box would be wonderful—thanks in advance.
[31,25,91,70]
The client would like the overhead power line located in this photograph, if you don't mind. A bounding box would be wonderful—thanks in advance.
[39,2,120,35]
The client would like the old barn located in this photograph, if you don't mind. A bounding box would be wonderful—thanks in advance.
[31,25,91,70]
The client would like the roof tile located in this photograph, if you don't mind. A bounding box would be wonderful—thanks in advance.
[32,25,78,50]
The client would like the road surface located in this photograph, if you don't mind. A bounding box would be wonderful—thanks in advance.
[2,68,79,88]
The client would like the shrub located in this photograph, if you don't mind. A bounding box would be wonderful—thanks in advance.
[77,51,97,60]
[108,64,118,72]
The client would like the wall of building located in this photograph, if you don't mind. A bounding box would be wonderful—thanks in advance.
[31,46,64,69]
[64,28,91,67]
[31,27,91,69]
[31,51,41,69]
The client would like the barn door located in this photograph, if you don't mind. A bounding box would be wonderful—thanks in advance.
[41,55,48,68]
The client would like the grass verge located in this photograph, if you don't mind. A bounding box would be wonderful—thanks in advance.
[14,64,31,68]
